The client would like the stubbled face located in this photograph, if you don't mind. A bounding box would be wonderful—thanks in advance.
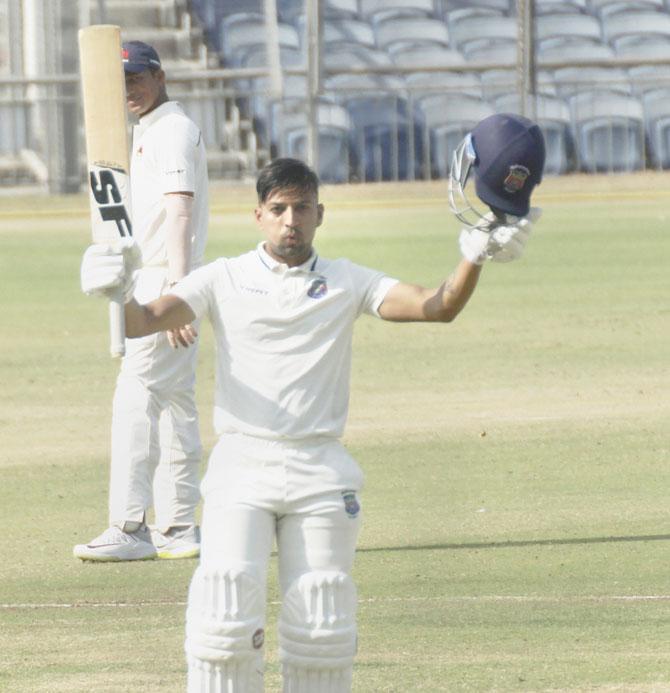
[255,187,324,267]
[124,69,166,117]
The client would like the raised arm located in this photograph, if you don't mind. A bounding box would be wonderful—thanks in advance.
[379,258,481,323]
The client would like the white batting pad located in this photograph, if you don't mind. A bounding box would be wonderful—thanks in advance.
[279,571,357,693]
[185,566,265,693]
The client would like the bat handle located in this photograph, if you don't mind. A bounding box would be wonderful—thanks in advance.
[109,288,126,358]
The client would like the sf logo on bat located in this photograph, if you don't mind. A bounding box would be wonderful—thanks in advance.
[89,166,133,237]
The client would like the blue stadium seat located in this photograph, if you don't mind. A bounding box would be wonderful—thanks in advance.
[552,65,632,99]
[359,0,438,24]
[440,0,510,15]
[602,10,670,49]
[323,0,360,18]
[324,72,422,181]
[535,13,603,50]
[616,37,670,94]
[275,100,352,182]
[219,14,300,66]
[642,88,670,168]
[448,15,517,54]
[570,91,645,171]
[241,46,306,146]
[443,6,505,27]
[374,16,450,53]
[494,93,573,174]
[465,43,517,100]
[590,0,665,19]
[534,0,588,14]
[416,94,494,178]
[392,45,481,99]
[322,18,376,49]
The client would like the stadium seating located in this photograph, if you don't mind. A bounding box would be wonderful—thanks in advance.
[552,65,632,99]
[590,0,666,18]
[374,16,450,53]
[494,93,573,174]
[417,94,495,177]
[601,10,670,49]
[448,15,517,54]
[535,12,603,50]
[393,45,481,100]
[642,88,670,168]
[616,38,670,95]
[320,19,377,49]
[219,14,300,67]
[359,0,438,24]
[570,91,645,171]
[534,0,589,14]
[274,100,352,182]
[324,71,421,181]
[189,0,670,181]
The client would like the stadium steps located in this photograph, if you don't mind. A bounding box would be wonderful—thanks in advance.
[84,0,262,180]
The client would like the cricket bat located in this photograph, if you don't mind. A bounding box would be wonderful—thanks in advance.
[78,24,132,358]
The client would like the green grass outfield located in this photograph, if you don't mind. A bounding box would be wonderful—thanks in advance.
[1,173,669,692]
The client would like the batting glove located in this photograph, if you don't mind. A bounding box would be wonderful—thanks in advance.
[459,208,541,265]
[80,238,141,302]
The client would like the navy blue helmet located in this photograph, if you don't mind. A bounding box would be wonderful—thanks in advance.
[449,113,546,228]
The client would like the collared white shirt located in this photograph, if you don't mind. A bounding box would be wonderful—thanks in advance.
[172,243,399,441]
[130,101,208,269]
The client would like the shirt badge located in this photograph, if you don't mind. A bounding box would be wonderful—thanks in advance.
[342,491,360,518]
[307,277,328,299]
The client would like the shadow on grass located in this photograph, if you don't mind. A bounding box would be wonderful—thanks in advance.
[360,533,670,553]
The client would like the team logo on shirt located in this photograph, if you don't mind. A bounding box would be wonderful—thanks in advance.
[342,491,360,518]
[307,277,328,299]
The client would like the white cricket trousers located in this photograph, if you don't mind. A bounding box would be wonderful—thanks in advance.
[108,267,202,530]
[186,434,363,691]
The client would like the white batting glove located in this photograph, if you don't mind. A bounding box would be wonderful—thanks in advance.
[80,238,141,302]
[459,208,541,264]
[459,227,492,265]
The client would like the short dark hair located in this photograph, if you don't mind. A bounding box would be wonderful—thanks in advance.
[256,158,319,203]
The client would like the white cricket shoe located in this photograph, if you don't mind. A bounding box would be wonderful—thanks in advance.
[73,525,157,562]
[151,525,200,560]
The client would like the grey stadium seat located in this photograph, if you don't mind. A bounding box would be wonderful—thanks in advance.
[570,91,645,171]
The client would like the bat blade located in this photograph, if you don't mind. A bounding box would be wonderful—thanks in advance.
[78,24,132,358]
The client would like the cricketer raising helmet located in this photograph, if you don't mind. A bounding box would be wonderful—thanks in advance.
[449,113,546,230]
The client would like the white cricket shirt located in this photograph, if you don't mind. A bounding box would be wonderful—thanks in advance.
[130,101,208,269]
[172,243,399,441]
